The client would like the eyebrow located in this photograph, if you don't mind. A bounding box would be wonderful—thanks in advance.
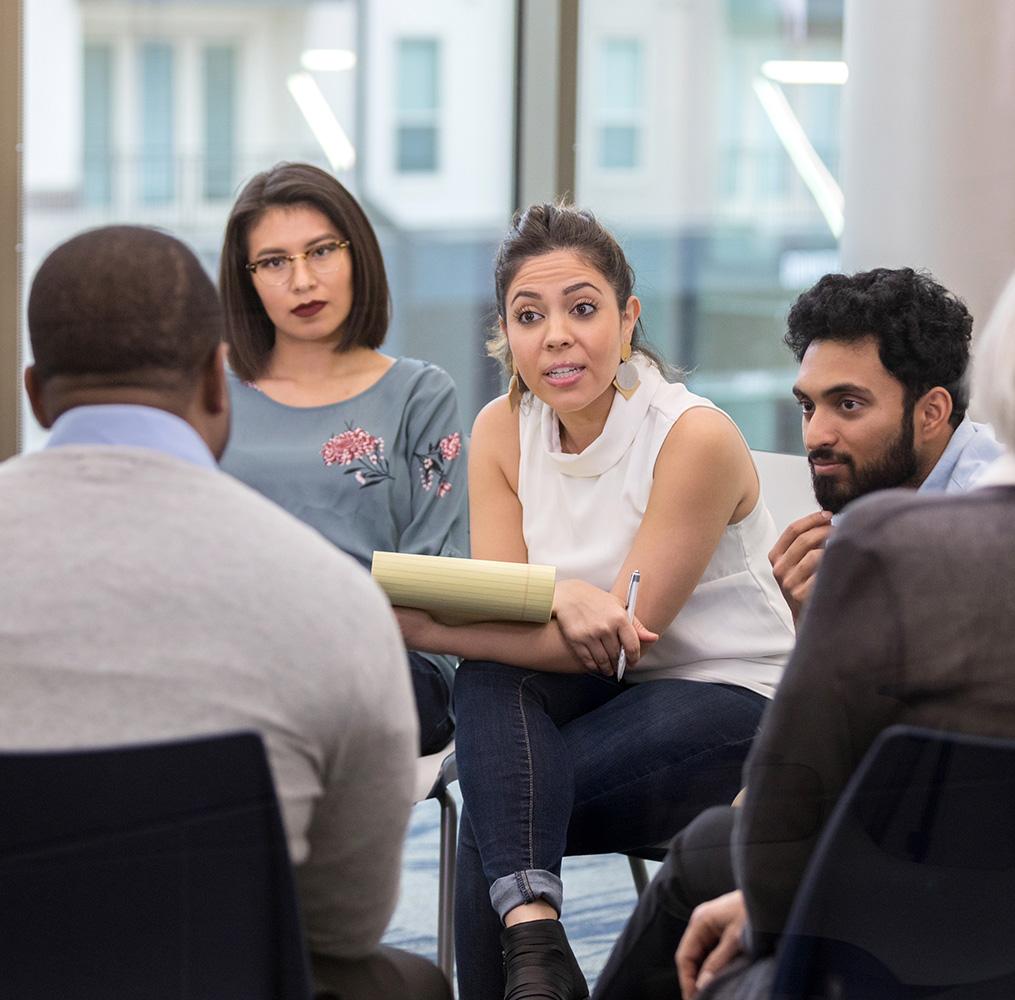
[510,280,603,306]
[793,382,873,400]
[251,233,339,258]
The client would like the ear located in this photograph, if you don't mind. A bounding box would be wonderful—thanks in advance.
[622,295,641,343]
[23,366,53,429]
[913,386,953,444]
[202,343,230,416]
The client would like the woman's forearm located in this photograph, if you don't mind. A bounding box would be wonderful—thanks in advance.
[416,616,586,673]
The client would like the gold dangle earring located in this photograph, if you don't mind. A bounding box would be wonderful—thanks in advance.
[508,358,524,411]
[612,342,640,400]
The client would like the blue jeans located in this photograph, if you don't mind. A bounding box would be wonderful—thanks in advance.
[409,651,455,756]
[452,660,765,1000]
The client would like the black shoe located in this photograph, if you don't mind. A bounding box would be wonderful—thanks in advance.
[501,918,589,1000]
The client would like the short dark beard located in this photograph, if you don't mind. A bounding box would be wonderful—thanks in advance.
[810,406,921,514]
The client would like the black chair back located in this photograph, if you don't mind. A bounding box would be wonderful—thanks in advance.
[0,731,312,1000]
[772,724,1015,999]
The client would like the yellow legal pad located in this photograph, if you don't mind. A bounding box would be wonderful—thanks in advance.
[371,552,556,626]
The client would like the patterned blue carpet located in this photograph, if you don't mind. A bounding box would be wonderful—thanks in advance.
[383,791,662,995]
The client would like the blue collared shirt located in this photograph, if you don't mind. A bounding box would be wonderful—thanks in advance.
[45,404,217,469]
[918,417,1004,494]
[829,417,1003,526]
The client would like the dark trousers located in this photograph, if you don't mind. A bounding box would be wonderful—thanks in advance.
[409,651,455,756]
[313,944,452,1000]
[452,658,764,1000]
[593,806,740,1000]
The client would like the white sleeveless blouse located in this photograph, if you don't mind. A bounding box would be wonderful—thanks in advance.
[518,355,794,698]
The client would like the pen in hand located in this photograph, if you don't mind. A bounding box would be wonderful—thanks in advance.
[616,570,641,681]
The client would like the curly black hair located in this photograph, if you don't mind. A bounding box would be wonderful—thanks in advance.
[785,267,972,426]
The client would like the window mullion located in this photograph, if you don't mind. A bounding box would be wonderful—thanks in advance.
[0,0,22,459]
[514,0,579,209]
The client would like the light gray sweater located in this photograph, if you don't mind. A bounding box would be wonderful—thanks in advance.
[0,445,418,960]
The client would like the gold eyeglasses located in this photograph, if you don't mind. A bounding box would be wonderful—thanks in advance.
[246,240,351,286]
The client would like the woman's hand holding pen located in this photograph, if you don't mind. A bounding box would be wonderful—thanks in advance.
[552,579,658,677]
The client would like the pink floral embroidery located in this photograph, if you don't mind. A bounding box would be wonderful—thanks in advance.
[322,427,383,466]
[321,424,394,488]
[414,431,462,498]
[439,432,462,461]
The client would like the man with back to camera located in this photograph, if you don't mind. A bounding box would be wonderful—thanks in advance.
[768,267,1002,623]
[0,225,450,1000]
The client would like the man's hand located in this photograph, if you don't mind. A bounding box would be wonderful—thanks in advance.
[675,890,747,999]
[768,511,834,625]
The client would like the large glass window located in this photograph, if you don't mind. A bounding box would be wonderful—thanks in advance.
[21,1,847,454]
[578,0,845,454]
[23,0,848,457]
[21,0,516,444]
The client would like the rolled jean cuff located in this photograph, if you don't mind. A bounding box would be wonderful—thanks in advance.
[489,869,563,922]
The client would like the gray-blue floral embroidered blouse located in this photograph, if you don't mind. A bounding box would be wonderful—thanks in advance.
[221,357,469,688]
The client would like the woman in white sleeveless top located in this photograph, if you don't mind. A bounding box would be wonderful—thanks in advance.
[396,204,794,1000]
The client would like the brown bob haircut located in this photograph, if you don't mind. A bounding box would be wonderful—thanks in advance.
[220,162,391,381]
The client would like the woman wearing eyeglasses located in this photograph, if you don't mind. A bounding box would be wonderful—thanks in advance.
[219,162,467,759]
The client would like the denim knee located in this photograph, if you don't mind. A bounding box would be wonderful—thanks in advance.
[452,658,521,709]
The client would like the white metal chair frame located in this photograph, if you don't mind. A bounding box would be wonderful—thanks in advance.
[414,745,458,982]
